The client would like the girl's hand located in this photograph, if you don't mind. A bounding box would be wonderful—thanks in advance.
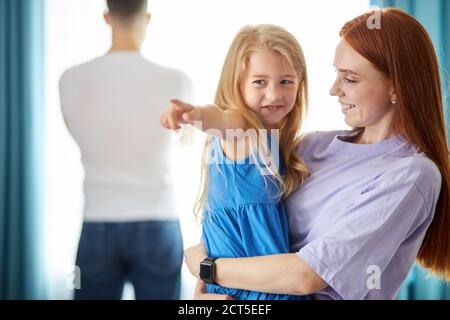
[184,241,208,278]
[160,99,202,130]
[194,280,235,300]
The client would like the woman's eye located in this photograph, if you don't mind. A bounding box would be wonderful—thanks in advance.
[343,78,356,84]
[280,80,294,85]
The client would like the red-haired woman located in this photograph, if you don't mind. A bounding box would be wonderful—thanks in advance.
[184,8,450,300]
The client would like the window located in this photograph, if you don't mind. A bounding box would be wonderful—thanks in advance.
[45,0,370,299]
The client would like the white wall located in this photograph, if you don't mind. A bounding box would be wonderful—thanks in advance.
[44,0,369,299]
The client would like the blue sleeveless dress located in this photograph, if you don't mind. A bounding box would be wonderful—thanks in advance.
[202,136,305,300]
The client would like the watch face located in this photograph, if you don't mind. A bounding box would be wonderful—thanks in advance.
[200,261,214,283]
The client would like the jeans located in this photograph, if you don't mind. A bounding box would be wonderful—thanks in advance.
[74,220,183,300]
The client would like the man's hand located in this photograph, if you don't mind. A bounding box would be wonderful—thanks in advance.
[160,99,201,130]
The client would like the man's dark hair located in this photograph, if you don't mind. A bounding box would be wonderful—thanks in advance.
[107,0,148,18]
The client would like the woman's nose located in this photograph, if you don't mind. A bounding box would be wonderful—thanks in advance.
[329,79,343,97]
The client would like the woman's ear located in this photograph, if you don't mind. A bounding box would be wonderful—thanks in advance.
[391,92,397,105]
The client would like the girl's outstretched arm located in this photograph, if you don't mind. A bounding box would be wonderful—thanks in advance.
[160,99,248,138]
[184,242,328,296]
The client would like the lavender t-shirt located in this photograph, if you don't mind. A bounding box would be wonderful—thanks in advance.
[286,130,442,300]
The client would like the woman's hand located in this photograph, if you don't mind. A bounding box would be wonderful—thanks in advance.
[194,280,235,300]
[160,99,202,130]
[184,242,208,278]
[185,243,235,300]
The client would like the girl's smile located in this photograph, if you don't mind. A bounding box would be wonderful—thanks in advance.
[261,105,286,112]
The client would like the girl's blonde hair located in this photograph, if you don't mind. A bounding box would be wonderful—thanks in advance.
[194,24,310,218]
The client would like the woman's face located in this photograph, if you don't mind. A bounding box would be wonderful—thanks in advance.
[330,40,396,139]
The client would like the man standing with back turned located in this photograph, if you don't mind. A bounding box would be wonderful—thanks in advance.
[59,0,192,300]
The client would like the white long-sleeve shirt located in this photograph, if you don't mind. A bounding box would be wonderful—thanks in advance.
[59,52,193,222]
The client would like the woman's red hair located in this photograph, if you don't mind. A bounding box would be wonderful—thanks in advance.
[340,8,450,280]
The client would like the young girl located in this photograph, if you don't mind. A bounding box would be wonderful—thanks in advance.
[161,24,309,300]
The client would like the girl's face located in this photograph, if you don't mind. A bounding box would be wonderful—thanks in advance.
[241,51,299,129]
[330,40,395,138]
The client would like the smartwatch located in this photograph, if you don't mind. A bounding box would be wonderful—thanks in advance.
[199,257,218,284]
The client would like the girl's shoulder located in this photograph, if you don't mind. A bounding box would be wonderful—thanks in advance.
[209,135,250,163]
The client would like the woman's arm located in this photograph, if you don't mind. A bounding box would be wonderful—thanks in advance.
[184,243,328,296]
[215,254,328,295]
[161,99,248,138]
